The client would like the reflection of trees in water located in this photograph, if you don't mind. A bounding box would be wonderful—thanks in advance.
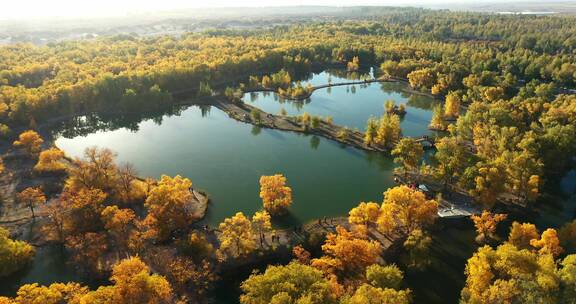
[364,151,395,171]
[325,68,372,80]
[407,95,439,111]
[310,136,320,150]
[199,105,211,117]
[51,105,187,138]
[251,125,262,136]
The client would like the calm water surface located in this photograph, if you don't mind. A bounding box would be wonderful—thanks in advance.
[246,71,439,137]
[2,70,573,304]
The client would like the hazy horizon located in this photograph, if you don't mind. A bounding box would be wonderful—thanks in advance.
[0,0,554,20]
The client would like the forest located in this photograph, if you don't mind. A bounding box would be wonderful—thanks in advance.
[0,6,576,304]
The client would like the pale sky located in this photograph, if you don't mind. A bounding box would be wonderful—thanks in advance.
[0,0,524,20]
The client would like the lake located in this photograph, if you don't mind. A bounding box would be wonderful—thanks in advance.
[2,69,574,304]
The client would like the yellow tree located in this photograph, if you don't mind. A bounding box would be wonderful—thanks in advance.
[259,174,292,215]
[79,257,174,304]
[507,222,539,250]
[377,186,438,237]
[444,91,461,118]
[429,105,446,131]
[101,205,137,252]
[470,161,507,208]
[407,68,436,90]
[311,226,381,278]
[364,117,379,146]
[530,228,564,257]
[13,130,43,156]
[483,86,504,102]
[392,138,424,176]
[0,227,35,277]
[348,202,381,228]
[34,147,66,172]
[505,150,542,203]
[251,210,271,247]
[217,212,257,259]
[16,187,46,218]
[461,243,565,304]
[144,175,197,241]
[376,114,401,147]
[59,188,107,235]
[343,284,411,304]
[240,262,337,304]
[470,211,507,244]
[11,283,88,304]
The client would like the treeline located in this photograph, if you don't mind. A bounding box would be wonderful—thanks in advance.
[2,10,576,137]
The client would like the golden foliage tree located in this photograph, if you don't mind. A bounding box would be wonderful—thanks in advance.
[342,284,411,304]
[470,161,507,208]
[461,243,573,304]
[530,228,564,257]
[377,186,438,237]
[0,227,35,277]
[444,91,461,118]
[251,210,271,247]
[144,175,196,241]
[34,147,66,172]
[364,117,378,146]
[13,130,43,156]
[217,212,256,259]
[240,262,338,304]
[376,114,401,148]
[66,147,119,194]
[259,174,292,215]
[16,187,46,218]
[348,202,381,228]
[293,245,312,265]
[508,222,540,250]
[79,257,174,304]
[470,211,507,244]
[311,226,382,278]
[101,205,137,252]
[10,283,88,304]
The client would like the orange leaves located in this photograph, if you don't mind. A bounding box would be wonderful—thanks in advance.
[13,130,43,156]
[311,226,382,277]
[34,147,66,172]
[259,174,292,215]
[470,211,507,243]
[16,187,46,218]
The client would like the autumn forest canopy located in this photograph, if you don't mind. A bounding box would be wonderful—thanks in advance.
[1,6,576,304]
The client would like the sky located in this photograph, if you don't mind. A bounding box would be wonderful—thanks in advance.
[0,0,533,20]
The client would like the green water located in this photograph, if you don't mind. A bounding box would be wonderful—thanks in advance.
[55,105,397,226]
[53,72,437,226]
